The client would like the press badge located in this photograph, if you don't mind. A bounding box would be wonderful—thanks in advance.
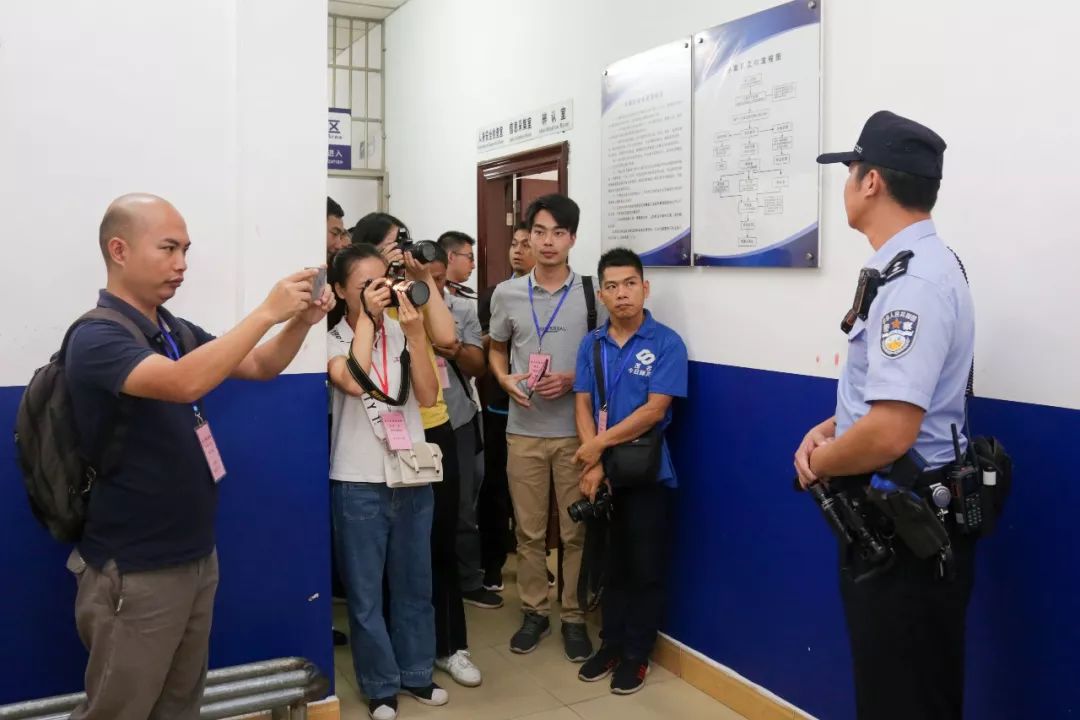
[381,411,414,451]
[527,353,551,389]
[597,409,608,433]
[435,357,451,389]
[195,422,227,483]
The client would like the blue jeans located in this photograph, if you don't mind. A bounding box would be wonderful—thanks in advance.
[332,481,435,699]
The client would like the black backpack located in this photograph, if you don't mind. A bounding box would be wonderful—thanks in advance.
[13,308,159,543]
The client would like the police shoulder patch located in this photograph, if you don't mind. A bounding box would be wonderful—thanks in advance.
[880,310,919,358]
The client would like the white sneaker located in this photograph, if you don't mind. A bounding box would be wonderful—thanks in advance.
[436,650,483,687]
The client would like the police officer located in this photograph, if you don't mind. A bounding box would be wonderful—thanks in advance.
[794,111,976,720]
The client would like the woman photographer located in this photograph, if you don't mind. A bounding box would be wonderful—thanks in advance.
[349,213,481,688]
[327,243,449,720]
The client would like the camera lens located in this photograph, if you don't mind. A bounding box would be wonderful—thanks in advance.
[568,498,590,523]
[407,240,440,265]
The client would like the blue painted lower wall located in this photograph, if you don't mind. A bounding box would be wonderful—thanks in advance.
[664,362,1080,719]
[0,374,332,705]
[1,362,1077,718]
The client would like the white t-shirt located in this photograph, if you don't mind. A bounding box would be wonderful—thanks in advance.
[328,316,427,484]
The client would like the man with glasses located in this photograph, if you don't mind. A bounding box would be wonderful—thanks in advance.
[438,231,477,294]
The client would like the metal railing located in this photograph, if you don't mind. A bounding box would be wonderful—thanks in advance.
[0,657,328,720]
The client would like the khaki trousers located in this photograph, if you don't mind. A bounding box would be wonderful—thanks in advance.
[506,434,586,622]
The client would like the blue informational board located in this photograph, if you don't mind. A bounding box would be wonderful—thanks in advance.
[601,40,693,266]
[691,0,822,267]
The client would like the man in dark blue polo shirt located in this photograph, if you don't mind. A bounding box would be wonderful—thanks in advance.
[571,247,688,696]
[65,193,333,720]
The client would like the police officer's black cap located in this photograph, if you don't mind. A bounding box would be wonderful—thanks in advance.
[817,110,947,180]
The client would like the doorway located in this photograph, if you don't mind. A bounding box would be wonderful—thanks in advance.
[475,142,568,293]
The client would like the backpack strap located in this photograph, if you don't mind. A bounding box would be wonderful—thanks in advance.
[161,314,199,355]
[60,307,146,360]
[582,275,597,332]
[63,308,151,478]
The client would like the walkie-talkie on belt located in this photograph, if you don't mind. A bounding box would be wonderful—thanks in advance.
[948,423,982,534]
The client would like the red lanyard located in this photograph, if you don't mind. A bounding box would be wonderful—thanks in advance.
[369,324,389,394]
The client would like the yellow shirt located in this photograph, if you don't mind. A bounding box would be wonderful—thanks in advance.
[388,308,449,429]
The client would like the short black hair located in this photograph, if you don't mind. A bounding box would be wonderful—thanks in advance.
[330,242,385,287]
[855,162,940,213]
[598,247,644,282]
[437,231,475,253]
[512,220,530,234]
[525,194,579,235]
[327,196,344,219]
[351,212,407,246]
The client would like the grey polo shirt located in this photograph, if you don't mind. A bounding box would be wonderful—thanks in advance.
[443,291,482,429]
[489,268,607,437]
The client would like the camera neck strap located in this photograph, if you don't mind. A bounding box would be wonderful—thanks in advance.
[346,322,412,407]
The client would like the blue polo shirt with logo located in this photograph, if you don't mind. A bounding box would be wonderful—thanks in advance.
[573,310,688,488]
[66,290,217,573]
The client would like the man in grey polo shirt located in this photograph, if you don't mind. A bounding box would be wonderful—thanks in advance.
[489,194,606,661]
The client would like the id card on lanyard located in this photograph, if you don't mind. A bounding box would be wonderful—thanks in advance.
[159,319,227,483]
[527,273,574,389]
[598,338,638,434]
[369,324,413,451]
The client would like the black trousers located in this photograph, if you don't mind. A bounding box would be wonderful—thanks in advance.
[477,408,512,577]
[841,533,977,720]
[425,421,467,658]
[601,483,673,661]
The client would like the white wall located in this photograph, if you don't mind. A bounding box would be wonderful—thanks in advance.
[385,0,1080,412]
[0,0,327,386]
[328,176,382,225]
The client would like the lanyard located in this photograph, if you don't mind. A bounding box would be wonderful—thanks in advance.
[158,319,203,421]
[528,272,574,351]
[600,337,639,412]
[368,324,390,394]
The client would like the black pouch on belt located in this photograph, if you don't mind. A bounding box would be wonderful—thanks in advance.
[866,477,949,559]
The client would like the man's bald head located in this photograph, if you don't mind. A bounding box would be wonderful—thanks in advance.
[98,193,182,264]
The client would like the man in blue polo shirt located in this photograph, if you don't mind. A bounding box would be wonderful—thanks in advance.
[571,247,688,696]
[65,193,333,720]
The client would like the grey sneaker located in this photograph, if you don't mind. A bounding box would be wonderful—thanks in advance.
[562,621,593,663]
[510,613,551,654]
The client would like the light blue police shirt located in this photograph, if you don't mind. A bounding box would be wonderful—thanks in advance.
[835,219,975,470]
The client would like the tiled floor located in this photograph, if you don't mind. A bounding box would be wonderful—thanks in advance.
[331,558,747,720]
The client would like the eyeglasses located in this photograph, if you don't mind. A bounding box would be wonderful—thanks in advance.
[452,251,475,262]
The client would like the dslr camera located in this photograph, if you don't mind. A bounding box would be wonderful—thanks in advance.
[392,227,440,266]
[568,483,612,523]
[374,227,441,308]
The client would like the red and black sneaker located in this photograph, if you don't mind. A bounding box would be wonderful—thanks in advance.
[578,644,621,682]
[610,658,649,695]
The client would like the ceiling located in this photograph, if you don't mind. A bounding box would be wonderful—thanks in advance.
[328,0,409,20]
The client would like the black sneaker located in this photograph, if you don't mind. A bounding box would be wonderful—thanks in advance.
[578,644,621,682]
[462,587,504,609]
[547,568,556,587]
[482,568,504,592]
[510,613,551,654]
[333,629,348,646]
[401,682,449,706]
[561,622,594,663]
[611,658,649,695]
[367,696,398,720]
